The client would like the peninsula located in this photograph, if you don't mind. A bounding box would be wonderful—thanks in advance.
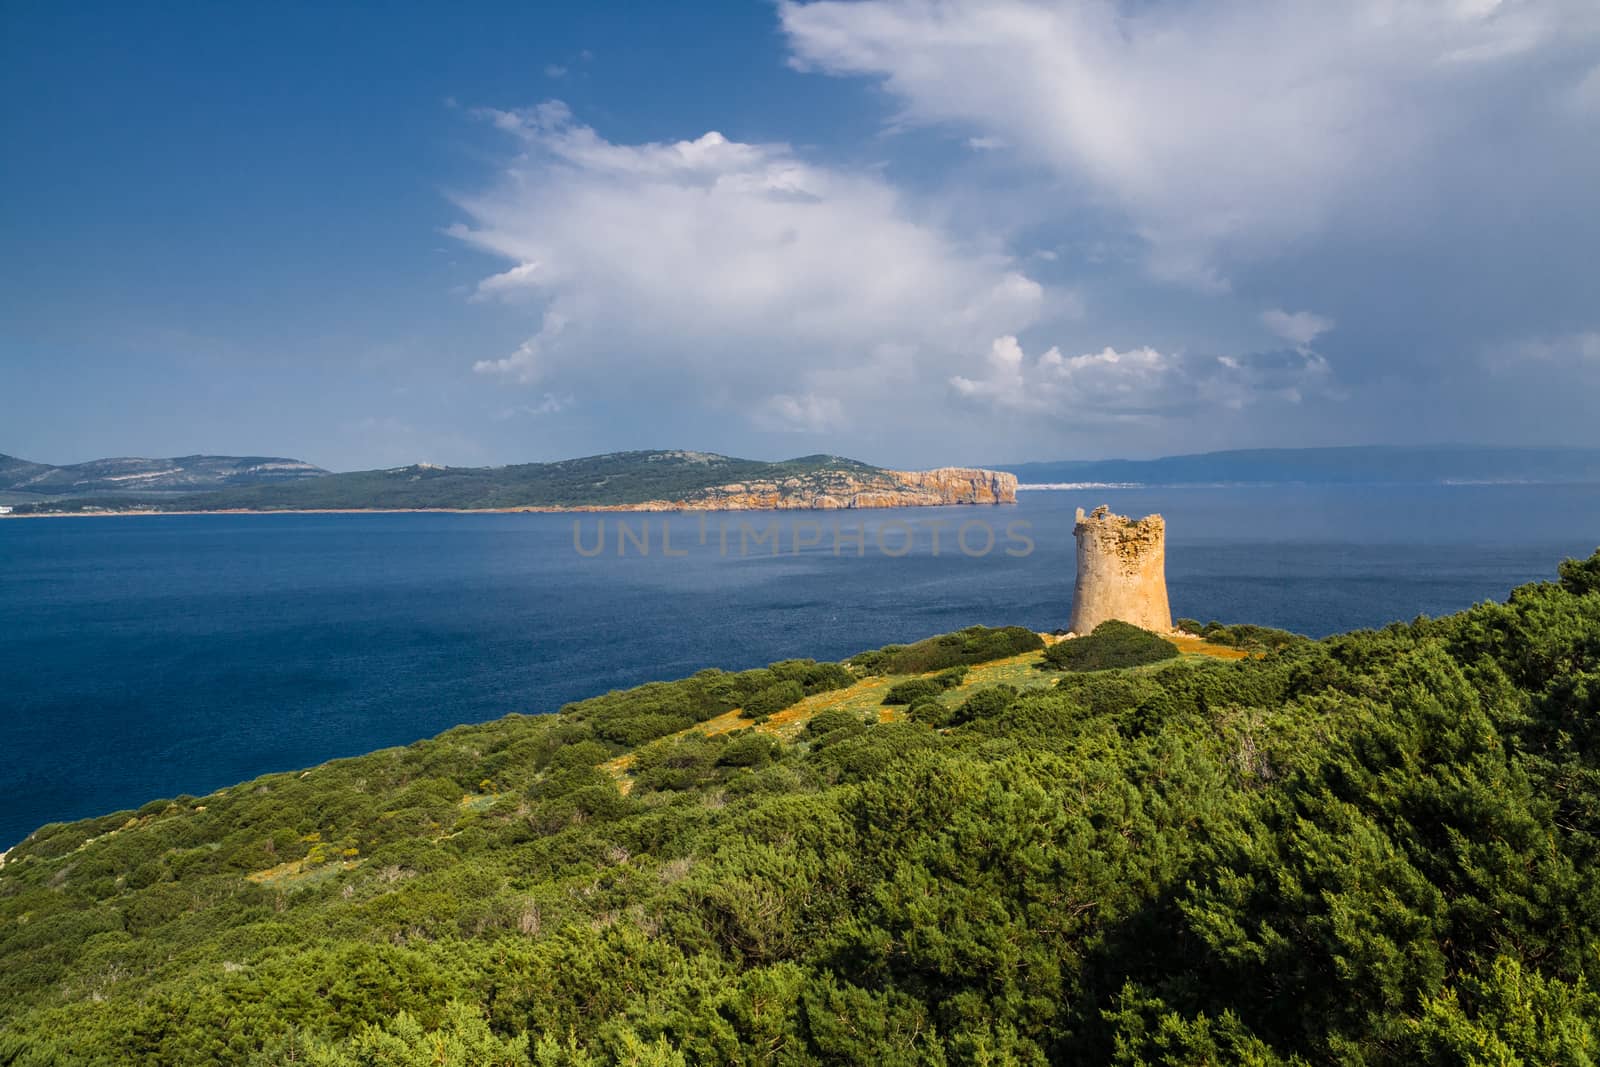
[0,450,1017,515]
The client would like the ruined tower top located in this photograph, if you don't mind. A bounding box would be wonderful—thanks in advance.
[1068,505,1172,635]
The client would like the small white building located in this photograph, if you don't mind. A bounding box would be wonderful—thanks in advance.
[0,506,13,515]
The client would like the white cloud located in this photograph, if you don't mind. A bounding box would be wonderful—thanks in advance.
[753,392,846,432]
[544,64,567,79]
[494,393,575,420]
[1261,309,1335,348]
[452,103,1058,427]
[950,334,1333,418]
[1493,330,1600,369]
[781,0,1600,286]
[473,261,544,300]
[472,310,567,383]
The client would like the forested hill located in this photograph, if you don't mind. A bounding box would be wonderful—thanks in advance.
[4,556,1600,1063]
[3,451,1014,514]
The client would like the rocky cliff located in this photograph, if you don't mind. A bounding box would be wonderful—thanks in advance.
[615,467,1018,511]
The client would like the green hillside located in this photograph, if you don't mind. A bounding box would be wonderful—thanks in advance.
[0,453,327,500]
[6,451,887,514]
[3,560,1600,1063]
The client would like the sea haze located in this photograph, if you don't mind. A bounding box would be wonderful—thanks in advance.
[2,484,1597,846]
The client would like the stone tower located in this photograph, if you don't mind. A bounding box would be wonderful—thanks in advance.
[1068,505,1172,635]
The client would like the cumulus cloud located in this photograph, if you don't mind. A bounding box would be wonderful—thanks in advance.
[782,0,1600,286]
[438,8,1598,459]
[450,102,1056,430]
[950,334,1332,419]
[472,310,567,383]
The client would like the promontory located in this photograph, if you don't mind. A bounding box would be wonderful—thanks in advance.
[1,451,1017,515]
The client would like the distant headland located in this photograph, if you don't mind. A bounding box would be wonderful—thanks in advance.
[994,444,1600,487]
[0,450,1016,516]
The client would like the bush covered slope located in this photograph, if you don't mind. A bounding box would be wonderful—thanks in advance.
[3,565,1600,1063]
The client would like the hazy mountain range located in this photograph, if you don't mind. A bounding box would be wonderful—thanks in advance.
[0,453,326,504]
[993,446,1600,487]
[4,445,1598,513]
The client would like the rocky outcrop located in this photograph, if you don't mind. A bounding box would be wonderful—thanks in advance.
[1068,505,1172,634]
[889,468,1017,505]
[612,467,1018,512]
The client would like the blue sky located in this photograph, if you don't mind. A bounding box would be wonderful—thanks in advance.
[4,1,1598,471]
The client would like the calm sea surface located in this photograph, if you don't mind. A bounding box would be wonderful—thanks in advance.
[2,485,1598,846]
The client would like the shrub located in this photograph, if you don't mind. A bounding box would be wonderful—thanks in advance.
[1197,621,1306,652]
[1054,671,1166,715]
[883,679,946,705]
[769,659,856,695]
[949,685,1018,725]
[717,732,780,768]
[740,681,805,719]
[632,735,723,792]
[596,712,695,747]
[852,626,1043,675]
[885,664,971,705]
[1557,551,1600,595]
[561,669,769,747]
[547,740,612,771]
[1043,621,1180,672]
[805,708,864,739]
[907,697,951,727]
[810,724,937,783]
[847,645,902,674]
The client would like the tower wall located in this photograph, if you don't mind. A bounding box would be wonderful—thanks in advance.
[1068,506,1172,634]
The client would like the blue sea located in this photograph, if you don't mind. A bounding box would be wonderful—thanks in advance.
[3,484,1598,847]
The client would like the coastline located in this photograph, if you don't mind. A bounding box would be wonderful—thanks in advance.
[1,500,1020,519]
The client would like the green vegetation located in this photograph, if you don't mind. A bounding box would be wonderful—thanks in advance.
[1178,618,1308,653]
[948,684,1019,726]
[1043,619,1181,671]
[849,625,1042,675]
[6,451,896,514]
[4,553,1600,1063]
[739,681,804,719]
[882,667,968,705]
[881,679,943,706]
